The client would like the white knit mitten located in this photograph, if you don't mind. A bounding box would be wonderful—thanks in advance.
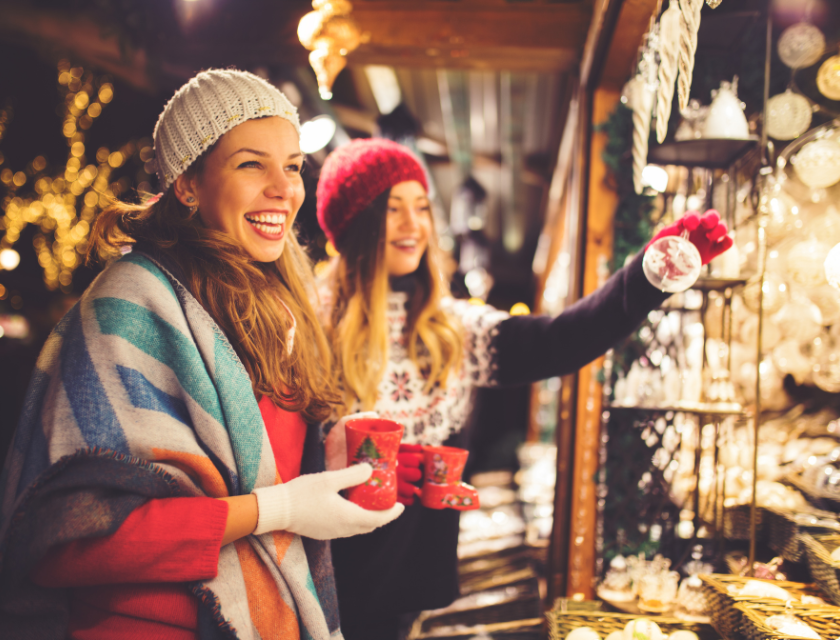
[251,464,404,540]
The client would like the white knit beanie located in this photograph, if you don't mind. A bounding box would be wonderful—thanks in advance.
[153,69,301,190]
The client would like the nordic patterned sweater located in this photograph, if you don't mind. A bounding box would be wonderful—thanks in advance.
[329,250,670,636]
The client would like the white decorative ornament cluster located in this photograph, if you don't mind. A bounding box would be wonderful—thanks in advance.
[766,90,812,141]
[792,138,840,189]
[656,0,682,143]
[778,22,826,69]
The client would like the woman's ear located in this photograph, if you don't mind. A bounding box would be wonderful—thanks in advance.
[173,173,199,208]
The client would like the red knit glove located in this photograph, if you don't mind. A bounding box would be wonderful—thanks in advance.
[397,444,423,506]
[645,210,733,266]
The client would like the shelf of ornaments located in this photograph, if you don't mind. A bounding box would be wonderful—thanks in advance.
[605,402,744,417]
[648,137,760,171]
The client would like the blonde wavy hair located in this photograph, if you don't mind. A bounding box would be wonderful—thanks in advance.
[88,157,339,422]
[323,191,462,411]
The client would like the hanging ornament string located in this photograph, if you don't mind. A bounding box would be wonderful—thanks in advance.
[676,0,703,113]
[656,0,682,143]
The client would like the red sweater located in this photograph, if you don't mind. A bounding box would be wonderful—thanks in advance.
[31,397,308,640]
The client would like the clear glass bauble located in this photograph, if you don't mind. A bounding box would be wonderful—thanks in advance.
[817,55,840,101]
[643,234,702,293]
[761,188,799,246]
[740,313,782,351]
[772,340,812,384]
[807,284,840,325]
[778,22,826,69]
[775,298,823,345]
[814,339,840,393]
[792,138,840,189]
[786,238,832,287]
[766,90,812,141]
[825,242,840,290]
[743,272,787,314]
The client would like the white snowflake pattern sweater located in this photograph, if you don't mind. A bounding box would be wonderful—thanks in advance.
[327,291,509,447]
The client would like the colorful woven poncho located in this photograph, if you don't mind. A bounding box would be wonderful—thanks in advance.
[0,251,341,640]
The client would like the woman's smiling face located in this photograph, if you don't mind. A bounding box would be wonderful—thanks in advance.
[384,180,432,277]
[174,116,304,263]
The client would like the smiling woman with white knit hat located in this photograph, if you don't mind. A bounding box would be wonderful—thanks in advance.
[0,69,400,639]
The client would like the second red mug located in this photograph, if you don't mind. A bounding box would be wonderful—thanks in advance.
[420,445,480,511]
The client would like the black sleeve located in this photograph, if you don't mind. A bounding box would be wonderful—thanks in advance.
[494,250,670,386]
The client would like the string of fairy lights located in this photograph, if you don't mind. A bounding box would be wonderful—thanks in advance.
[0,60,152,297]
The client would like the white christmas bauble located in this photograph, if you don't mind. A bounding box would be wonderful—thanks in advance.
[766,90,812,140]
[778,22,826,69]
[817,55,840,101]
[807,284,840,324]
[793,138,840,189]
[566,627,601,640]
[825,242,840,290]
[775,299,823,344]
[786,238,832,288]
[623,619,663,640]
[643,235,702,292]
[743,273,787,314]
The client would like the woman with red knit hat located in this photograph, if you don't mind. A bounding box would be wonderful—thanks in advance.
[316,138,733,639]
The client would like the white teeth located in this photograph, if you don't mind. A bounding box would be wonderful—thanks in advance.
[246,213,287,224]
[251,222,284,236]
[394,239,417,247]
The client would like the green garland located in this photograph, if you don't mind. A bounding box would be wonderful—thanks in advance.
[597,102,656,272]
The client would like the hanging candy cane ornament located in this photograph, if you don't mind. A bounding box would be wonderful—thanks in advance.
[628,76,656,195]
[677,0,703,113]
[656,0,682,143]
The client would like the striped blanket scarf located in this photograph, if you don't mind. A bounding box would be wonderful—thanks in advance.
[0,251,342,640]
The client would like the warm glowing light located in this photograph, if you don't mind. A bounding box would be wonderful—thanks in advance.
[641,164,669,193]
[468,297,485,306]
[826,242,840,290]
[510,302,531,315]
[0,248,21,270]
[300,116,337,153]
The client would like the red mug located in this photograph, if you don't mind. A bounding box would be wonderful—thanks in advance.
[345,418,404,510]
[421,445,480,511]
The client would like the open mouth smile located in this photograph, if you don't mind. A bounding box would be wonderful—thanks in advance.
[245,212,287,239]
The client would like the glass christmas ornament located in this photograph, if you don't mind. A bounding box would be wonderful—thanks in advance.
[775,298,822,345]
[778,22,826,69]
[766,90,812,140]
[817,55,840,101]
[643,230,702,292]
[740,314,782,351]
[808,284,840,325]
[772,340,812,384]
[813,333,840,393]
[705,0,722,7]
[826,242,840,290]
[743,273,787,314]
[762,189,799,246]
[703,78,749,139]
[793,138,840,189]
[787,238,831,287]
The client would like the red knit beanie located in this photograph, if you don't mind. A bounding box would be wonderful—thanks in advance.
[316,138,428,247]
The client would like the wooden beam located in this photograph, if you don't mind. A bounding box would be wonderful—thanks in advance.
[600,0,662,89]
[349,0,590,71]
[566,86,620,599]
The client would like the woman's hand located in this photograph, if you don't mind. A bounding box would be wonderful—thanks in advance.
[252,464,404,540]
[325,411,378,471]
[397,443,424,505]
[645,210,733,265]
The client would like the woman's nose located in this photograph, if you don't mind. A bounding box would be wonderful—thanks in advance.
[265,168,295,199]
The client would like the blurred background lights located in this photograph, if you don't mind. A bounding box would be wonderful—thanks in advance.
[299,115,337,154]
[510,302,531,315]
[0,248,20,270]
[641,164,669,193]
[825,242,840,289]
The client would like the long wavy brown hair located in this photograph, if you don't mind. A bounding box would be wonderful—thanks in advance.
[322,191,462,411]
[88,155,339,422]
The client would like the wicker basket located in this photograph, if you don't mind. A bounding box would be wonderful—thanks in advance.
[700,574,825,640]
[785,471,840,512]
[409,617,544,640]
[800,533,840,606]
[724,504,766,541]
[734,602,840,640]
[546,603,717,640]
[416,578,542,633]
[765,508,807,562]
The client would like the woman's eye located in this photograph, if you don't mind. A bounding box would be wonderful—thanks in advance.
[287,163,302,173]
[238,160,261,169]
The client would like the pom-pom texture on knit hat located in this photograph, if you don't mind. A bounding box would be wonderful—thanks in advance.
[153,69,301,190]
[316,138,428,247]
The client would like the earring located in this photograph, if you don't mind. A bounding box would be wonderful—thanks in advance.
[186,196,196,204]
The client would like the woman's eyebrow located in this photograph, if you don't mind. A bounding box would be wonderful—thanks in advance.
[228,148,269,159]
